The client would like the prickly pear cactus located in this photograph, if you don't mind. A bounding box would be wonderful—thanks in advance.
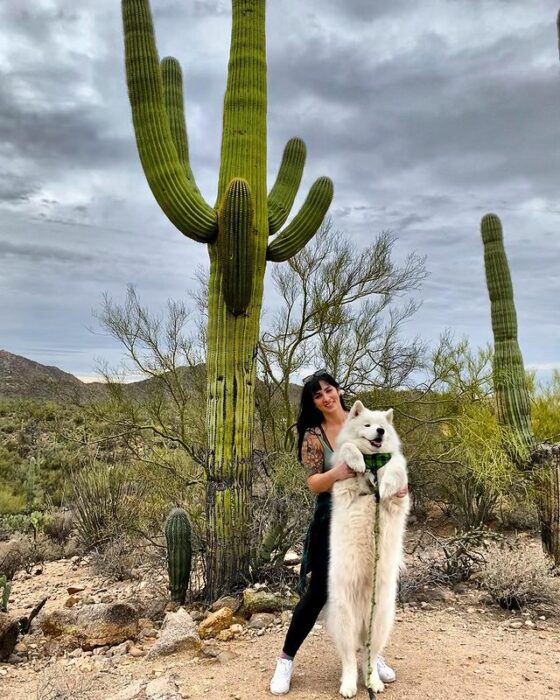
[165,508,192,604]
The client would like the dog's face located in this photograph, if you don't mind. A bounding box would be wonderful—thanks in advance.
[343,401,400,454]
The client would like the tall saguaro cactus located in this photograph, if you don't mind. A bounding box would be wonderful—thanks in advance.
[122,0,333,598]
[481,213,560,564]
[480,214,533,454]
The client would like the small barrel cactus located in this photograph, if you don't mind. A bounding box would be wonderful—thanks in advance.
[0,575,10,612]
[164,508,192,604]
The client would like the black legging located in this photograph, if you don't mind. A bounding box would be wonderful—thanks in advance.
[283,517,329,658]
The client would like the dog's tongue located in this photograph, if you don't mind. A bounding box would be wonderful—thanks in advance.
[371,438,382,448]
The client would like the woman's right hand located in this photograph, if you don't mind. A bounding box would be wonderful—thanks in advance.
[333,461,356,481]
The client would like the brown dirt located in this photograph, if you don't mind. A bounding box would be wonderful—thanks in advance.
[1,555,559,700]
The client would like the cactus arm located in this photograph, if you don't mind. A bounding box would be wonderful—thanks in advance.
[266,176,334,262]
[160,57,201,196]
[218,178,255,315]
[267,137,306,235]
[481,213,533,451]
[122,0,216,242]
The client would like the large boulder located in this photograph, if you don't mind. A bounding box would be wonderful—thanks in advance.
[147,608,200,658]
[40,602,139,650]
[0,612,19,661]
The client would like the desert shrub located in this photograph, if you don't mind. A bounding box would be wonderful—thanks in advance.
[251,451,314,569]
[497,493,540,531]
[36,663,96,700]
[0,536,40,581]
[529,370,560,443]
[71,463,145,552]
[400,527,503,601]
[438,402,521,528]
[90,536,149,581]
[43,510,74,543]
[480,540,560,613]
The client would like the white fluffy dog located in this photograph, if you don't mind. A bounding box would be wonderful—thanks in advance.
[327,401,410,698]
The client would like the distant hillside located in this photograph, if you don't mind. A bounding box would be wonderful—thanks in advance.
[0,350,301,404]
[0,350,106,401]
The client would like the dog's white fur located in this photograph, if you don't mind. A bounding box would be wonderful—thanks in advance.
[327,401,410,697]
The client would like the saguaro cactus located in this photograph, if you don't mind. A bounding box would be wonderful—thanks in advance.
[480,214,533,454]
[165,508,192,604]
[122,0,333,598]
[481,213,560,564]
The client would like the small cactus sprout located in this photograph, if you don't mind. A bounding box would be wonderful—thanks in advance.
[165,508,192,604]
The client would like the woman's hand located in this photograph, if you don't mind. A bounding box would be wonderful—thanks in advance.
[332,462,356,481]
[395,486,409,498]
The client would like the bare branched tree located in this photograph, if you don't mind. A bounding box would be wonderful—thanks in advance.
[255,220,427,448]
[95,287,207,485]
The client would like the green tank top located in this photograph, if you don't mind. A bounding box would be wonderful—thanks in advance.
[316,425,335,471]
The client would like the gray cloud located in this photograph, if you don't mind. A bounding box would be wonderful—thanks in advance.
[0,0,558,378]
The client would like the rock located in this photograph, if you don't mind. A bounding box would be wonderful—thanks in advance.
[453,583,469,595]
[147,608,201,658]
[109,640,131,656]
[283,550,301,566]
[524,620,535,629]
[280,611,292,625]
[418,587,453,604]
[67,585,86,595]
[198,607,233,640]
[242,588,298,614]
[189,609,205,622]
[210,595,242,613]
[64,596,80,608]
[145,674,182,699]
[0,612,19,662]
[216,628,235,641]
[230,623,243,635]
[247,613,276,629]
[108,680,145,700]
[40,602,139,650]
[128,645,145,657]
[139,627,158,640]
[510,621,523,629]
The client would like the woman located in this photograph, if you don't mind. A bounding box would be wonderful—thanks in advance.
[270,370,405,695]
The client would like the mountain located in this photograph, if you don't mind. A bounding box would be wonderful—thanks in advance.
[0,350,107,402]
[0,350,300,404]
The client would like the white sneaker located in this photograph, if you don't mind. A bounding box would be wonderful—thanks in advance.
[270,657,294,695]
[377,655,396,684]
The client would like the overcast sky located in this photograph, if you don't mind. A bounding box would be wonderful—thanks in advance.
[1,0,559,382]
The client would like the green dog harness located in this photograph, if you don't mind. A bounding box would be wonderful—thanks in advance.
[363,453,392,501]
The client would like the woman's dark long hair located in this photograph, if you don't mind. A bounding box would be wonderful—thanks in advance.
[296,372,348,461]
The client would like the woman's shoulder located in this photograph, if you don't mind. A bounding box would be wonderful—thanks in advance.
[303,426,322,440]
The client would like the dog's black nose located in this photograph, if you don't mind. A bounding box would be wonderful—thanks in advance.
[376,427,385,436]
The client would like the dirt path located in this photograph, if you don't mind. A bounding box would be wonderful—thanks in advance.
[2,600,559,699]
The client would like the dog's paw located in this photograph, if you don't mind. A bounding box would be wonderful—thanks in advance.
[379,468,408,500]
[339,681,358,698]
[339,443,366,473]
[369,678,385,694]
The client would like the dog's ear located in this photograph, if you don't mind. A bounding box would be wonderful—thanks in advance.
[349,400,365,418]
[385,408,394,424]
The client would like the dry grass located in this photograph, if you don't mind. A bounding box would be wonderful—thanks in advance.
[36,664,96,700]
[480,540,560,614]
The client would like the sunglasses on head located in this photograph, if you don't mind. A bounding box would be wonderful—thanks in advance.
[302,368,329,384]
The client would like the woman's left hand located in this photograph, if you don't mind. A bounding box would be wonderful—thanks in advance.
[395,486,409,498]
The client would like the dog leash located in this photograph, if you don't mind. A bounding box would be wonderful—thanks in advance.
[363,453,392,700]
